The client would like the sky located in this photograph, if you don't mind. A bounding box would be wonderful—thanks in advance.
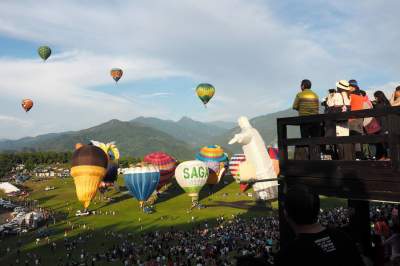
[0,0,399,139]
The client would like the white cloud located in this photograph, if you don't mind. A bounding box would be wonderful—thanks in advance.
[0,0,399,138]
[138,92,173,98]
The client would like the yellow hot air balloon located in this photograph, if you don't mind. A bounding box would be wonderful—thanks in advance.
[70,145,108,208]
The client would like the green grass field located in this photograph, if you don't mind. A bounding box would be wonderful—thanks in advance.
[0,176,346,265]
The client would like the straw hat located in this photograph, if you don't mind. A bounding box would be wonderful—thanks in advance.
[336,80,350,91]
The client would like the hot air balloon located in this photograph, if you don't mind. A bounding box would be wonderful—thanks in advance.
[38,46,51,61]
[21,99,34,112]
[196,83,215,107]
[123,163,160,208]
[90,141,120,187]
[144,152,177,190]
[75,143,84,150]
[175,160,209,203]
[70,145,108,209]
[229,154,246,183]
[267,147,280,176]
[195,145,228,185]
[110,68,123,83]
[238,161,256,183]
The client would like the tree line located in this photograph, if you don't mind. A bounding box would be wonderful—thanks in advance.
[0,151,142,178]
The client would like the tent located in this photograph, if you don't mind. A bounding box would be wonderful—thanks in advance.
[0,182,20,194]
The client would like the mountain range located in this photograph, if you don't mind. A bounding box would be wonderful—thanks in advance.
[0,109,297,159]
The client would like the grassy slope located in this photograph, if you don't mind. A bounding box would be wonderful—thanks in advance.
[0,176,345,265]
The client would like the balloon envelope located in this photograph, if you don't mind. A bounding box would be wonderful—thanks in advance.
[70,145,108,208]
[196,83,215,106]
[175,160,209,199]
[38,46,51,61]
[229,154,246,183]
[238,161,256,183]
[103,162,119,183]
[123,164,160,203]
[21,99,33,112]
[195,145,228,185]
[110,68,123,83]
[144,152,177,189]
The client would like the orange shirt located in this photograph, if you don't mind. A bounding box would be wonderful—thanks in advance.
[350,94,365,111]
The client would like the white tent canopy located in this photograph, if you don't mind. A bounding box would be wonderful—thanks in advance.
[0,182,20,194]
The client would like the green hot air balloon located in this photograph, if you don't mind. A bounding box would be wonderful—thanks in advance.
[38,46,52,61]
[196,83,215,108]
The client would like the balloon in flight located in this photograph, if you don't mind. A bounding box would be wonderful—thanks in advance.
[174,160,209,201]
[70,145,108,208]
[123,163,160,208]
[144,151,177,189]
[196,83,215,107]
[21,99,33,112]
[37,46,51,61]
[110,68,123,83]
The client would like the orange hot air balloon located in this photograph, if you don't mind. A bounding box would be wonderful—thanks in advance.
[110,68,123,83]
[21,99,34,112]
[70,145,108,209]
[75,143,84,150]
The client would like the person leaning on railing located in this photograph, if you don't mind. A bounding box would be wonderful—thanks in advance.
[348,80,366,160]
[292,79,320,160]
[372,91,391,160]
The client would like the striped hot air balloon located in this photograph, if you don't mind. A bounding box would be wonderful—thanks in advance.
[110,68,123,83]
[123,164,160,208]
[196,83,215,107]
[195,145,228,185]
[229,154,246,183]
[70,145,108,209]
[144,152,177,189]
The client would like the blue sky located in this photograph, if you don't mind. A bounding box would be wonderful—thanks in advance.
[0,0,399,139]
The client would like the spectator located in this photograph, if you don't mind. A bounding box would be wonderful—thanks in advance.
[292,79,320,159]
[390,86,400,107]
[384,226,400,265]
[337,80,354,160]
[348,80,366,160]
[275,185,364,266]
[373,91,391,160]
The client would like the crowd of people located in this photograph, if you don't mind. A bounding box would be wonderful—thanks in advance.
[2,198,400,265]
[293,79,400,160]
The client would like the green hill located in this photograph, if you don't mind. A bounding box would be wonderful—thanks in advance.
[0,120,194,159]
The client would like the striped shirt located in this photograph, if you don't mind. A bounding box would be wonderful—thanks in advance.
[293,89,319,116]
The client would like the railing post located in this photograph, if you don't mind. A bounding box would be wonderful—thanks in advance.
[387,113,400,172]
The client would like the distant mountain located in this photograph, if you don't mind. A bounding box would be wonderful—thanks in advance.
[207,121,236,130]
[211,108,300,153]
[0,120,194,159]
[0,110,300,158]
[132,116,230,147]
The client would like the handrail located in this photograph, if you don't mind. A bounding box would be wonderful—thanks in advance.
[278,106,400,125]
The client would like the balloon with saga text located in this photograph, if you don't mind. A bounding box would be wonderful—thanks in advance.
[174,160,209,201]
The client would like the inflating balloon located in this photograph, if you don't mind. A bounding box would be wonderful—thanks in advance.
[38,46,51,61]
[196,83,215,107]
[70,145,108,208]
[195,145,228,185]
[229,154,246,183]
[75,143,84,150]
[144,152,177,189]
[90,140,120,186]
[21,99,33,112]
[110,68,123,83]
[123,163,160,208]
[238,161,256,183]
[175,160,208,202]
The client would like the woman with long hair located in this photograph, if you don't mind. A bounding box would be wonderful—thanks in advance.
[373,90,391,160]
